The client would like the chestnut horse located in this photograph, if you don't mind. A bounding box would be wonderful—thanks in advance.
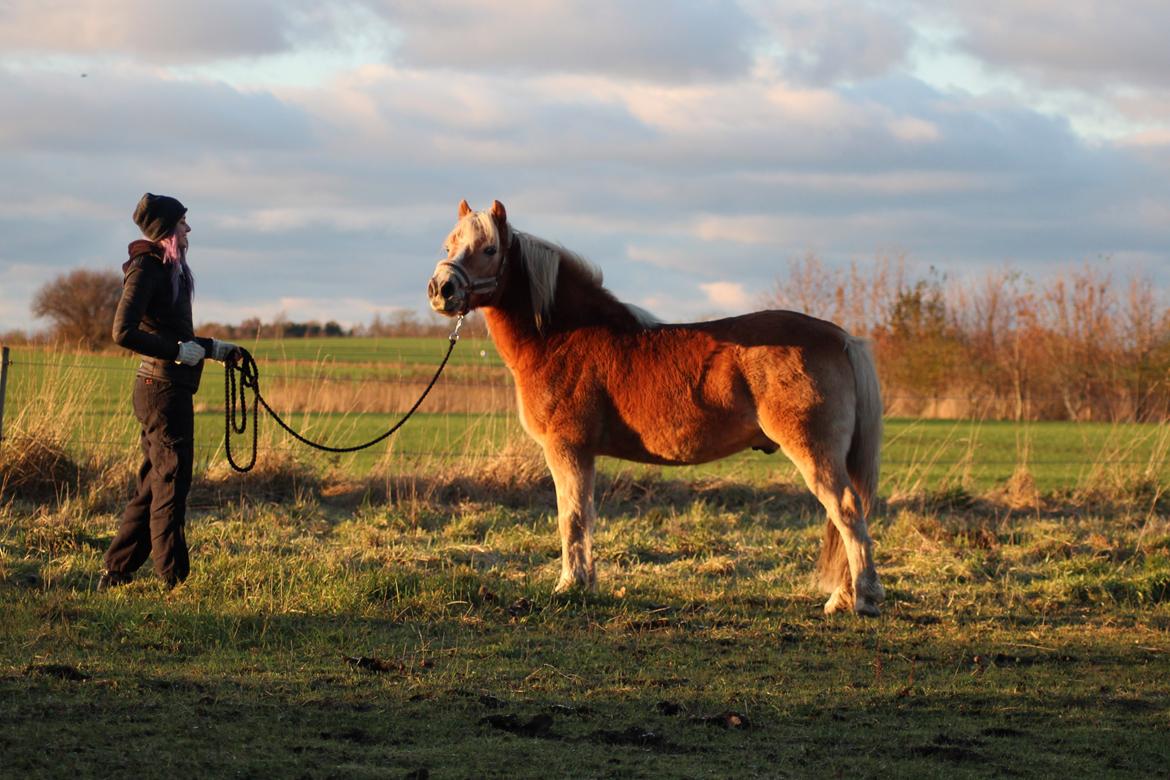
[428,200,885,616]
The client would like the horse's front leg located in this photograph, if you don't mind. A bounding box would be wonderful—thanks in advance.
[543,442,597,592]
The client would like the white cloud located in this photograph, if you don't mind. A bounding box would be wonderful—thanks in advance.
[376,0,756,82]
[1119,130,1170,151]
[887,115,940,143]
[746,0,913,84]
[700,281,752,311]
[0,0,327,64]
[0,67,313,156]
[0,263,56,330]
[939,0,1170,91]
[740,169,1004,195]
[909,1,1170,139]
[693,215,780,247]
[0,1,1168,334]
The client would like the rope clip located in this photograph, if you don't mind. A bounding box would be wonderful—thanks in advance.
[449,314,465,343]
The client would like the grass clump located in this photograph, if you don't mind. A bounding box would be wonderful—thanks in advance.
[3,345,1170,776]
[3,468,1169,778]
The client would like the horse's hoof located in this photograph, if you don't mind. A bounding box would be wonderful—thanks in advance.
[854,598,882,618]
[823,587,852,615]
[857,573,886,604]
[554,576,595,594]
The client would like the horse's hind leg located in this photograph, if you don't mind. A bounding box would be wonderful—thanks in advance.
[542,441,598,592]
[789,450,884,617]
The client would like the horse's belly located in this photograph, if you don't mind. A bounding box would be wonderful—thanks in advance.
[604,414,762,466]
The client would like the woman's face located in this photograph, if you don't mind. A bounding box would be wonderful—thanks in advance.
[176,215,190,250]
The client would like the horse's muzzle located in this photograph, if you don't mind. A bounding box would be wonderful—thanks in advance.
[427,271,466,316]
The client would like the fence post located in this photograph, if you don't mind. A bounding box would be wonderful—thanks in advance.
[0,345,8,446]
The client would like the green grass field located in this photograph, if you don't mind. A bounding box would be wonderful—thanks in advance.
[2,340,1169,777]
[4,340,1169,495]
[2,337,504,412]
[2,473,1168,777]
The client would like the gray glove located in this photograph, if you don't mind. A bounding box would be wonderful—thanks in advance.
[175,341,206,366]
[210,339,240,362]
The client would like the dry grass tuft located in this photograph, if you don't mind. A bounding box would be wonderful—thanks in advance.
[473,435,550,494]
[997,463,1040,510]
[0,345,137,510]
[258,375,514,415]
[351,435,555,526]
[199,452,323,505]
[0,432,84,504]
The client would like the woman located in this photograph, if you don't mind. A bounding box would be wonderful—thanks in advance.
[98,193,238,590]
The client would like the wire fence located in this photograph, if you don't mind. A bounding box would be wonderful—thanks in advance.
[3,356,504,386]
[8,351,1166,406]
[3,346,1170,484]
[23,434,1167,467]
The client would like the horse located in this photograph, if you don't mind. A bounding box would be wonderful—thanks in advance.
[427,199,886,616]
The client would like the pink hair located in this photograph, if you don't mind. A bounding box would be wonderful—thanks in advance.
[158,229,194,301]
[158,231,183,264]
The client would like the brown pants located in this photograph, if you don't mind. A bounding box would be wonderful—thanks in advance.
[103,376,195,585]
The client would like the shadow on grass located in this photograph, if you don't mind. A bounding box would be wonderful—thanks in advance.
[1,608,1167,779]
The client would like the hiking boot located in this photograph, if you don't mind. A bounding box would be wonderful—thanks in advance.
[97,571,132,591]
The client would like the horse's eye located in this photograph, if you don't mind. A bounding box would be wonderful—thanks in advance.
[484,246,497,256]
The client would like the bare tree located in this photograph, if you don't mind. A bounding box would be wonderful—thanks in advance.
[31,268,123,350]
[764,256,1170,421]
[1041,265,1118,420]
[765,251,835,319]
[1121,276,1165,421]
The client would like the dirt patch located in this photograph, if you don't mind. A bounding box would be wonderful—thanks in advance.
[591,726,668,749]
[909,732,986,763]
[481,713,555,739]
[24,663,90,682]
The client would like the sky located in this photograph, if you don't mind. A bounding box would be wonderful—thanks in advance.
[1,0,1169,332]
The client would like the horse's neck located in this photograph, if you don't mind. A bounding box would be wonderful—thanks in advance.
[482,262,542,370]
[547,261,634,332]
[482,248,630,369]
[483,308,535,369]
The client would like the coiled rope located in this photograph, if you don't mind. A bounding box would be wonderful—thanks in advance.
[224,316,463,472]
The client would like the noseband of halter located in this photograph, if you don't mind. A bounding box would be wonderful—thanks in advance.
[436,231,512,313]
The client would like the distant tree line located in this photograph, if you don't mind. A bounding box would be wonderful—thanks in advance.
[7,268,487,347]
[197,317,350,340]
[14,262,1170,421]
[198,310,486,339]
[766,253,1170,421]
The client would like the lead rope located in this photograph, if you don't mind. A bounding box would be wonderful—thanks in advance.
[224,315,464,472]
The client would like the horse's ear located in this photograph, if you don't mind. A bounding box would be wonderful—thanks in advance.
[458,199,472,218]
[489,200,507,224]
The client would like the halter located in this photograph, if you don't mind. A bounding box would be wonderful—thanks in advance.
[435,230,512,313]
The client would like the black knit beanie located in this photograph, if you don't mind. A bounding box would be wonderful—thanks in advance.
[133,193,187,241]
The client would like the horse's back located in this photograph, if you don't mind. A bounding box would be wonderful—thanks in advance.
[668,310,860,458]
[562,310,856,464]
[676,309,850,351]
[673,309,854,398]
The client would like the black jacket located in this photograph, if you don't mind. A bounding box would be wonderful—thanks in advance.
[112,240,212,390]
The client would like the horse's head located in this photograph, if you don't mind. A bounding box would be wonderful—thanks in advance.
[428,199,510,316]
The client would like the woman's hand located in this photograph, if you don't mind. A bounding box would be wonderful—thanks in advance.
[210,339,241,362]
[175,341,206,366]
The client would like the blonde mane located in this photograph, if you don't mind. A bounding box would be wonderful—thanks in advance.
[510,228,660,331]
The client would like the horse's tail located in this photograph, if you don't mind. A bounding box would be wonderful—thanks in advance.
[817,336,882,594]
[844,336,882,516]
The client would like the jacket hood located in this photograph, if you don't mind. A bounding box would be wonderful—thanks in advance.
[124,239,163,273]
